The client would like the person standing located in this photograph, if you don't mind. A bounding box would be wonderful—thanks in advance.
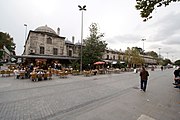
[140,67,149,92]
[173,66,180,88]
[161,66,163,71]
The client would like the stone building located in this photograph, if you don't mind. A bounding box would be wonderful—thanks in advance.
[102,48,157,66]
[20,25,80,67]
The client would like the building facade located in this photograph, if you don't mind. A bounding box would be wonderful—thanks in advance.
[21,25,80,67]
[102,48,157,66]
[20,25,157,68]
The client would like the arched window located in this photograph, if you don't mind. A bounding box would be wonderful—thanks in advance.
[40,47,44,54]
[113,55,115,60]
[47,37,52,44]
[69,50,72,57]
[107,55,109,59]
[53,48,58,55]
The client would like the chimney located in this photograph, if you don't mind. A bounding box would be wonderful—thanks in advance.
[72,36,75,44]
[57,27,60,35]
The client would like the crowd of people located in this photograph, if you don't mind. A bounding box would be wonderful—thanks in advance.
[1,63,180,90]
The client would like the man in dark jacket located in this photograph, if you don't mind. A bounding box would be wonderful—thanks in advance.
[140,67,149,92]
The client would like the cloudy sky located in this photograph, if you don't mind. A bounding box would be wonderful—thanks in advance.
[0,0,180,61]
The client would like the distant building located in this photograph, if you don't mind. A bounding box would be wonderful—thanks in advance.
[20,25,80,66]
[102,48,157,65]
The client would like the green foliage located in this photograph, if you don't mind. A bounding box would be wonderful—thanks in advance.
[135,0,180,21]
[132,47,143,54]
[145,51,158,58]
[125,47,144,67]
[119,62,127,68]
[124,47,131,64]
[82,23,107,66]
[174,59,180,66]
[162,58,172,66]
[158,57,164,65]
[70,61,80,70]
[0,51,3,59]
[0,32,16,58]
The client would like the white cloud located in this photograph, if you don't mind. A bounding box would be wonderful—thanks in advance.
[0,0,180,61]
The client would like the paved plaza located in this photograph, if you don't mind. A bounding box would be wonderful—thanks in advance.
[0,68,180,120]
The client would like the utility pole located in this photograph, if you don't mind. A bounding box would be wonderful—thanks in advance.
[78,5,86,73]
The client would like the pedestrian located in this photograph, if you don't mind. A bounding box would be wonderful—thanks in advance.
[173,66,180,88]
[161,66,163,71]
[14,68,20,79]
[140,66,149,92]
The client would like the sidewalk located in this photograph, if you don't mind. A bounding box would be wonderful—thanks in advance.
[51,69,180,120]
[0,69,179,120]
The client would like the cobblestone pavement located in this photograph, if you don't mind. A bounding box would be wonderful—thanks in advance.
[0,69,179,120]
[0,72,130,120]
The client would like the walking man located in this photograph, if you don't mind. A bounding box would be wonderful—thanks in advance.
[140,66,149,92]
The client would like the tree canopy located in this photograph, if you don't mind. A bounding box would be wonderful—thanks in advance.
[162,58,172,66]
[145,51,158,58]
[174,59,180,66]
[131,47,159,59]
[0,32,16,58]
[82,23,107,68]
[124,47,144,67]
[135,0,180,21]
[132,47,143,54]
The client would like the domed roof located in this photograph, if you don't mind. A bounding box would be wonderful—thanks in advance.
[65,40,73,44]
[35,25,56,35]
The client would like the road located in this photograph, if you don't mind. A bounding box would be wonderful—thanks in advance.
[0,68,179,120]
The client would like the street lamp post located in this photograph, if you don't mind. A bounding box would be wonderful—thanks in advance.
[24,24,27,41]
[141,38,146,66]
[158,48,161,65]
[141,38,146,53]
[78,5,86,73]
[24,24,27,47]
[158,48,161,58]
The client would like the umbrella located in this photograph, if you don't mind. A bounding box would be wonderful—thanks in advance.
[94,61,105,65]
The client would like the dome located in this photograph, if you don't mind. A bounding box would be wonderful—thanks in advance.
[65,40,73,44]
[35,25,56,35]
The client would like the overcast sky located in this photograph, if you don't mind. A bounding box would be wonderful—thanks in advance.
[0,0,180,61]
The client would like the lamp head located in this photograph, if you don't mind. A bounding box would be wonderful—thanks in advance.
[78,5,86,11]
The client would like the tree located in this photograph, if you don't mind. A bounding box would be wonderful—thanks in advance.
[124,47,132,67]
[135,0,180,21]
[0,32,16,58]
[145,51,158,58]
[131,47,144,67]
[174,59,180,66]
[132,47,143,54]
[82,23,107,69]
[124,47,144,68]
[162,58,172,66]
